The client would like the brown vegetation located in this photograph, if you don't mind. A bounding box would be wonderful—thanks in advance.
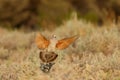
[0,17,120,79]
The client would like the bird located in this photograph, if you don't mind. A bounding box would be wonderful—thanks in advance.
[35,33,79,63]
[35,33,79,73]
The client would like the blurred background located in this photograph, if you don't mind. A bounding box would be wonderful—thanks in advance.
[0,0,120,31]
[1,1,120,79]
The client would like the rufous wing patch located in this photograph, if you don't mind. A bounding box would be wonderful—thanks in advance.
[56,35,79,50]
[35,33,50,49]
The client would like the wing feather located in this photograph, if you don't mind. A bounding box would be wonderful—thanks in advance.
[56,35,79,50]
[35,33,50,49]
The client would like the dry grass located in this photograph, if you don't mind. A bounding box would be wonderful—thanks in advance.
[0,16,120,80]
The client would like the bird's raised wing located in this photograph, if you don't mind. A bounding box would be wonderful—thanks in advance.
[35,33,50,49]
[56,35,79,50]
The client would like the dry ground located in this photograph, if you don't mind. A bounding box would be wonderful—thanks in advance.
[0,17,120,80]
